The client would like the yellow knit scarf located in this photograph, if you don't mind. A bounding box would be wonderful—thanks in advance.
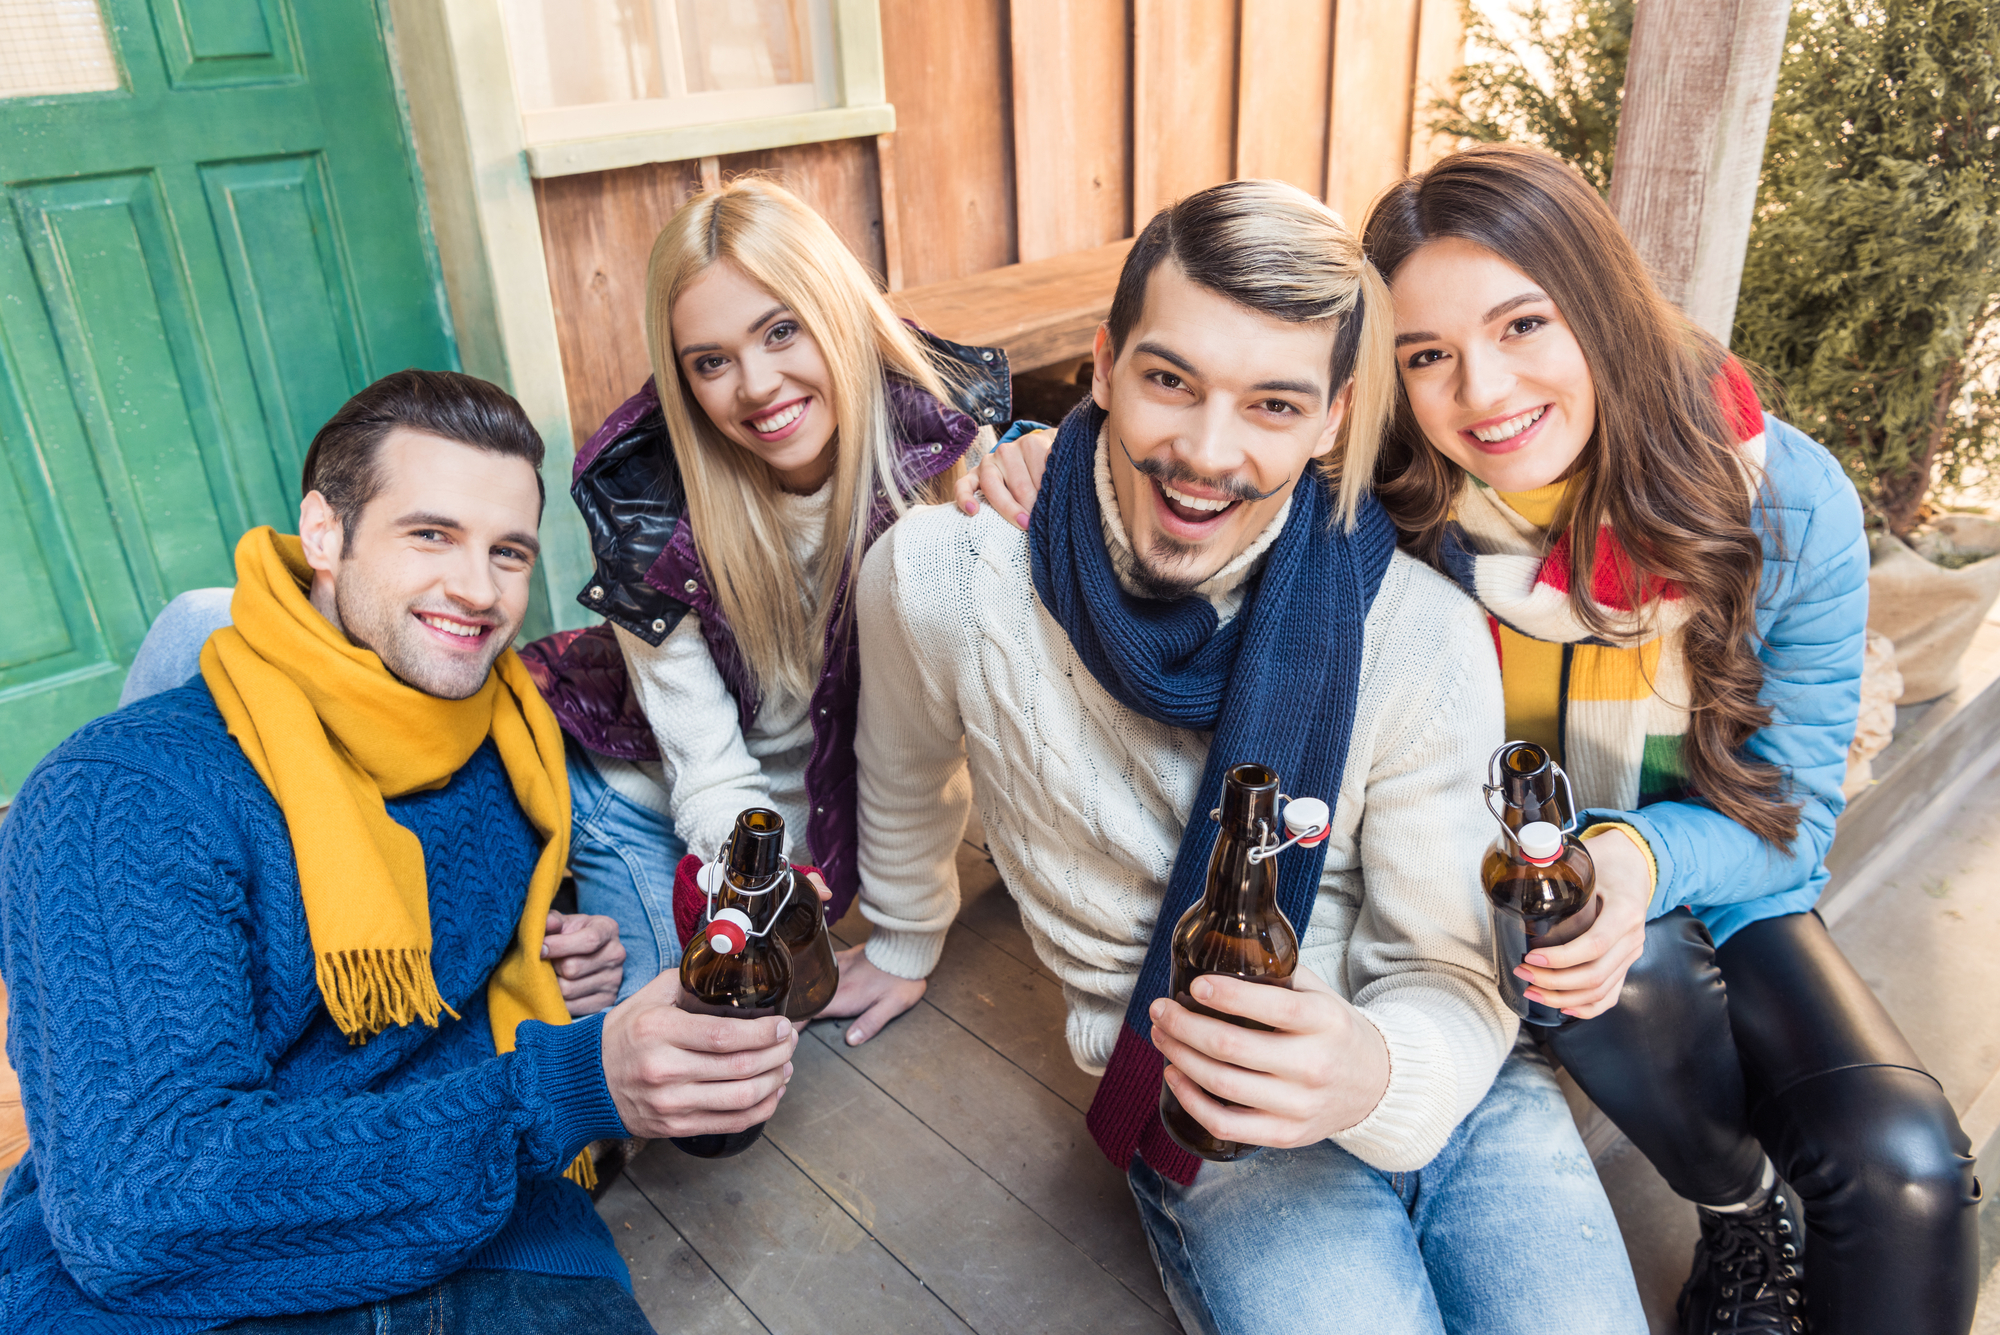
[200,527,593,1187]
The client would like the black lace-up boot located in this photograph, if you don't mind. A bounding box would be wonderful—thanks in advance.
[1677,1187,1807,1334]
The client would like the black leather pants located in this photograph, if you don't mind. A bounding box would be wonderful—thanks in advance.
[1540,909,1980,1335]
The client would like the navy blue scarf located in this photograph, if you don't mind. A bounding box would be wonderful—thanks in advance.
[1029,402,1397,1182]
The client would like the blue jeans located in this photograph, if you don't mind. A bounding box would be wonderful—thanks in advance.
[1128,1045,1646,1335]
[215,1268,655,1333]
[567,740,686,1001]
[119,587,234,706]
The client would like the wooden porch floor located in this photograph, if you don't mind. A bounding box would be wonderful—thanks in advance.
[603,720,2000,1335]
[597,830,1185,1334]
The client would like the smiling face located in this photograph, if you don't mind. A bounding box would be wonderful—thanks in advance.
[1093,261,1347,598]
[671,259,838,494]
[298,428,541,699]
[1389,236,1597,494]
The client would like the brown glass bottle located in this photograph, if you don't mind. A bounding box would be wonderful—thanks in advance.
[756,811,840,1021]
[671,808,794,1159]
[1482,742,1598,1028]
[1159,762,1300,1163]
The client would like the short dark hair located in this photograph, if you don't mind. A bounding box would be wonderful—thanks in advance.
[300,369,546,548]
[1106,179,1370,393]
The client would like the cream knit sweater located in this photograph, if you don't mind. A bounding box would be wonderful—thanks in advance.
[597,483,830,864]
[852,451,1517,1171]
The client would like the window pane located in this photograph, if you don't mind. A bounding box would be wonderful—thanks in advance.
[679,0,808,93]
[502,0,664,111]
[0,0,120,98]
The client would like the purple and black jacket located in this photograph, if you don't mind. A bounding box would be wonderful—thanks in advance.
[520,331,1010,921]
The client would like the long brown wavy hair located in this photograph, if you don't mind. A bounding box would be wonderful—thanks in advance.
[1363,144,1797,845]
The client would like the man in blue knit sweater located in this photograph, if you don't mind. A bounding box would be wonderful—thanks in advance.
[0,371,799,1333]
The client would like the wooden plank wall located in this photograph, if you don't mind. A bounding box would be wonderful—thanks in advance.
[535,0,1460,442]
[534,138,884,443]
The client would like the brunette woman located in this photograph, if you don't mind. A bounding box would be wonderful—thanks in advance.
[523,178,1007,999]
[1361,145,1976,1335]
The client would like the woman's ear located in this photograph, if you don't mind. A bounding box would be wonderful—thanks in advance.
[298,491,344,577]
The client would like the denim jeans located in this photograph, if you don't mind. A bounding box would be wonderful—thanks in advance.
[119,587,233,706]
[1127,1045,1646,1335]
[567,740,687,1001]
[215,1268,655,1333]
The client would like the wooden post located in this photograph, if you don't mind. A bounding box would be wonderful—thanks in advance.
[1607,0,1792,343]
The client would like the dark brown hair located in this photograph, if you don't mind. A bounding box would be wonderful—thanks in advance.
[1363,144,1796,845]
[301,368,545,549]
[1105,178,1397,526]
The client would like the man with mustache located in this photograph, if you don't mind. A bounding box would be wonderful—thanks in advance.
[0,371,798,1333]
[825,181,1647,1332]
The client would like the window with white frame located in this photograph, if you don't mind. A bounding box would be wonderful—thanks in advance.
[501,0,836,145]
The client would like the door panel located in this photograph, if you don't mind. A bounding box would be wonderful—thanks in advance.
[0,0,456,798]
[152,0,299,88]
[15,171,241,605]
[0,327,125,775]
[201,153,369,491]
[0,443,75,673]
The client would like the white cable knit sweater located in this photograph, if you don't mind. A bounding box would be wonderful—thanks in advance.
[852,451,1517,1171]
[597,483,830,864]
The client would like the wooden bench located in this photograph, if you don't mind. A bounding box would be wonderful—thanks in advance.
[890,239,1135,374]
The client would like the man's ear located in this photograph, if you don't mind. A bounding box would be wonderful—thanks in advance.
[1311,382,1355,462]
[1090,323,1115,411]
[298,491,344,576]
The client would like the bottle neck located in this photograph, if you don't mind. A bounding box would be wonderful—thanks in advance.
[1208,807,1279,916]
[721,809,789,933]
[716,877,787,936]
[1495,742,1567,828]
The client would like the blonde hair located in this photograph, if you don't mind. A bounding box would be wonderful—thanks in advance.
[1105,179,1396,529]
[645,177,960,701]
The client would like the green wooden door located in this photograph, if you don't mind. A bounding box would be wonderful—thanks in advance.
[0,0,456,799]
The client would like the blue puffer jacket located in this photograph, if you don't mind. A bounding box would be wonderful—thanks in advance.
[1579,414,1869,946]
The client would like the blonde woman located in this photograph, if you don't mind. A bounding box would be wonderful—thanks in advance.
[522,178,1008,998]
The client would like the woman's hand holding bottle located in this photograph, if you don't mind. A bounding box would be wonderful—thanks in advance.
[1512,828,1652,1019]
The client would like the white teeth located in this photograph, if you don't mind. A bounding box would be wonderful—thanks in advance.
[421,615,481,638]
[1159,482,1233,513]
[751,400,806,433]
[1471,405,1547,443]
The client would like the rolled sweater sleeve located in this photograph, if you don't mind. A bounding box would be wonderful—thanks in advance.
[854,520,975,980]
[1333,594,1517,1172]
[0,760,626,1320]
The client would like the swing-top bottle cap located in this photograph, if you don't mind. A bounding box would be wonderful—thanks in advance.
[706,907,753,955]
[1517,822,1564,865]
[1283,797,1330,847]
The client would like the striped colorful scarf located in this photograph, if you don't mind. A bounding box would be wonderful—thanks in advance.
[1435,364,1766,812]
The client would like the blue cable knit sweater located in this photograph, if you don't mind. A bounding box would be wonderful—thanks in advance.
[0,684,632,1333]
